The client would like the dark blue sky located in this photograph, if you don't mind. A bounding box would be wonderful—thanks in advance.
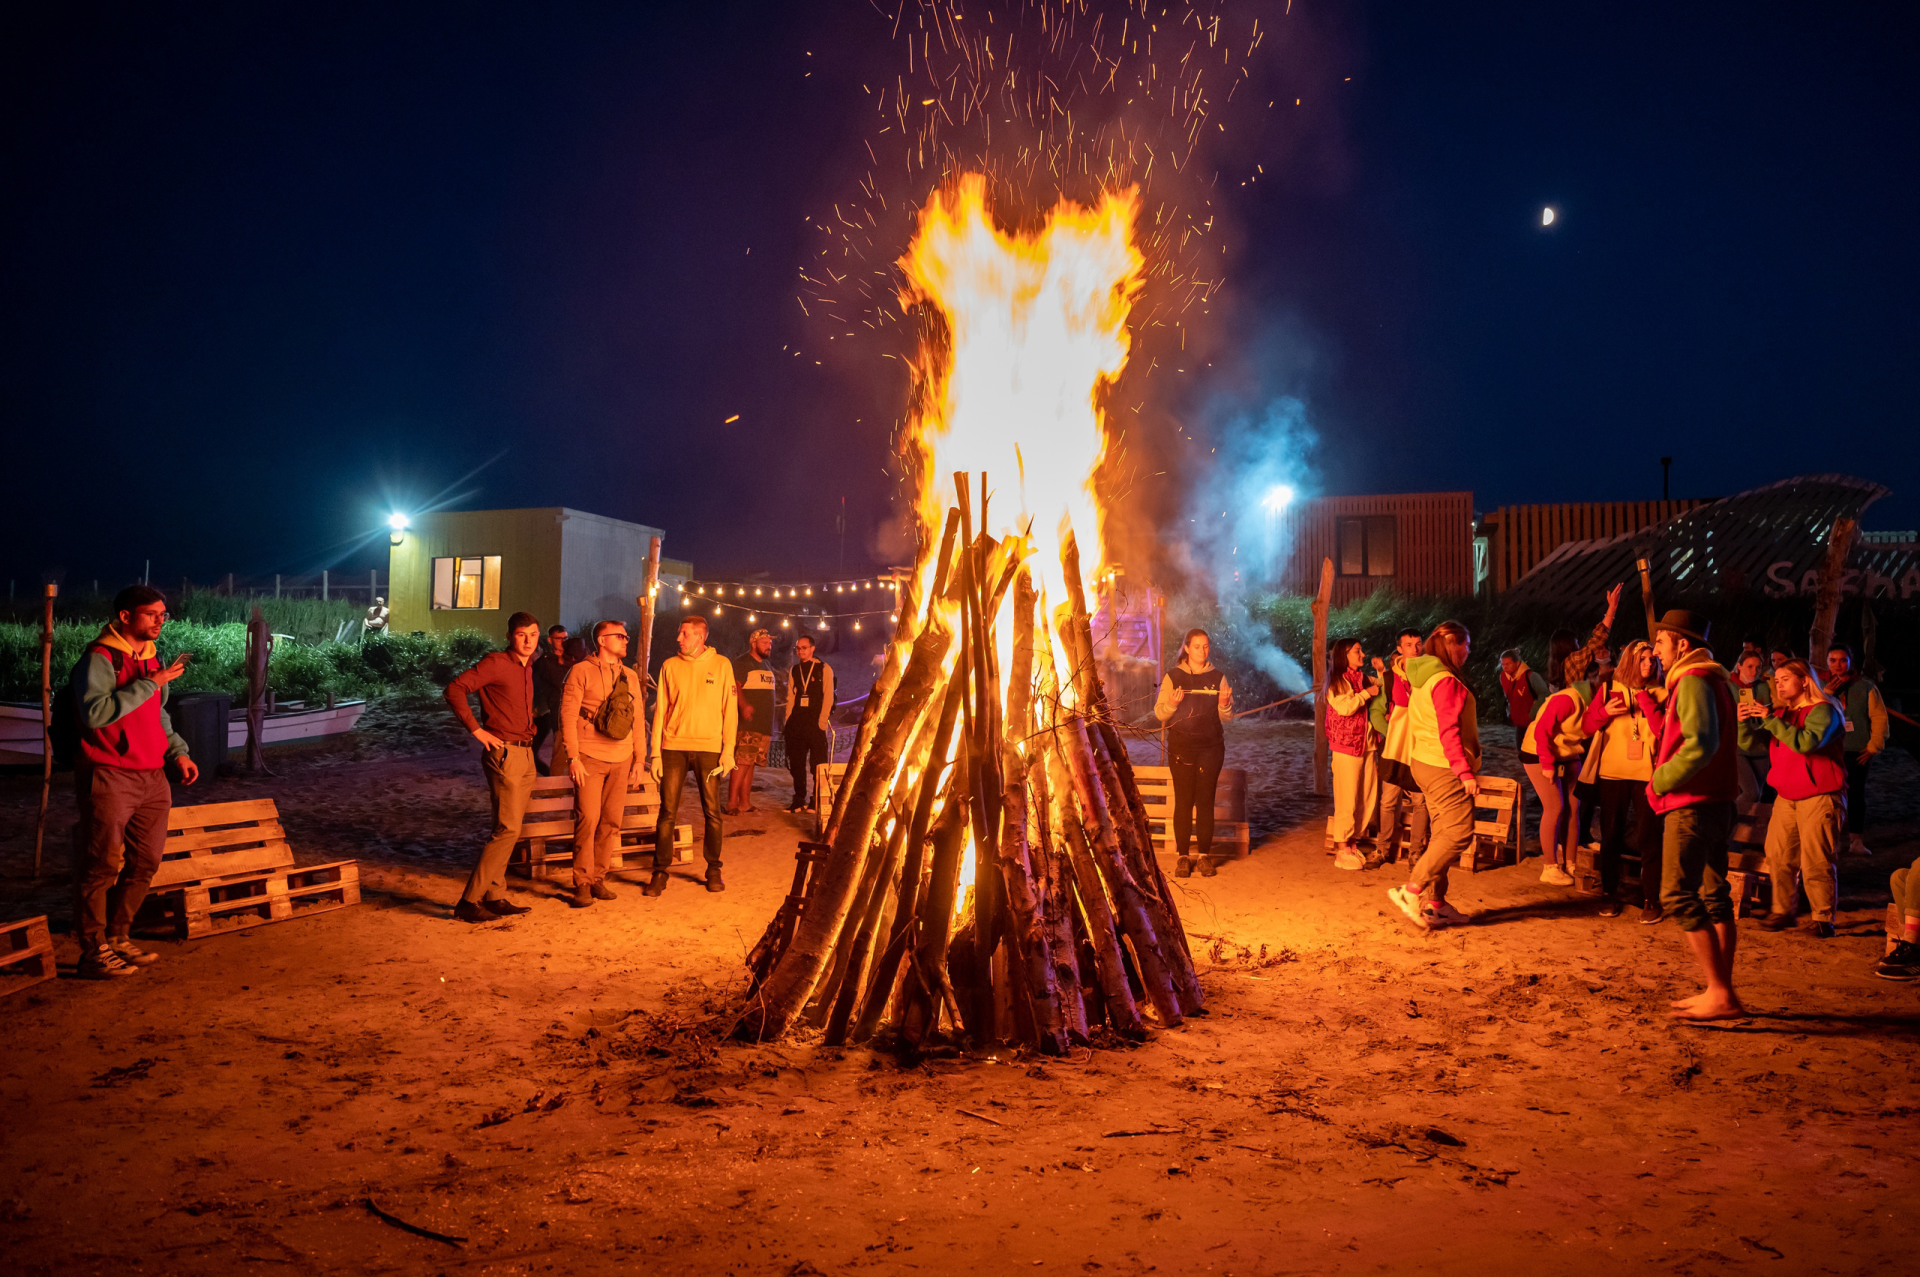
[6,2,1915,591]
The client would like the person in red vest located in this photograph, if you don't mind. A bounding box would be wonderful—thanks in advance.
[1638,609,1745,1021]
[1744,659,1847,939]
[1498,649,1546,735]
[1324,638,1382,871]
[71,585,200,978]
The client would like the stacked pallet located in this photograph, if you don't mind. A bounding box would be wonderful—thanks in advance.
[1134,765,1251,860]
[144,800,359,939]
[510,772,694,881]
[1,916,55,997]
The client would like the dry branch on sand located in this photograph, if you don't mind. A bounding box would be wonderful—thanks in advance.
[735,477,1203,1054]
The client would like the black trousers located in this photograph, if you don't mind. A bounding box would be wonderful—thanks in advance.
[656,749,724,871]
[786,720,829,806]
[1595,776,1661,904]
[1844,752,1870,836]
[1170,742,1226,859]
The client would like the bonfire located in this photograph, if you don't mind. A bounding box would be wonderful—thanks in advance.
[736,175,1203,1053]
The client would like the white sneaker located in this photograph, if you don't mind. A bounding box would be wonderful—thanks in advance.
[1428,899,1473,927]
[1334,847,1366,871]
[1389,885,1431,930]
[1540,865,1576,887]
[106,935,159,965]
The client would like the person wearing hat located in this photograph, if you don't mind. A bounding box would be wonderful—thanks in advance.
[727,629,777,815]
[1637,609,1745,1021]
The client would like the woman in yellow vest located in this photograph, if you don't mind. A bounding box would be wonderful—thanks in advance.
[1387,621,1482,930]
[1524,648,1600,888]
[1580,640,1662,919]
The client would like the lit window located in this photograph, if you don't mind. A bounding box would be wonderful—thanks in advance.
[431,555,502,609]
[1335,517,1396,579]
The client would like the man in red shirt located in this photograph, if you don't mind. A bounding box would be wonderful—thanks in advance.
[444,612,543,923]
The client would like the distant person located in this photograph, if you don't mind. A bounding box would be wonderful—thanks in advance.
[1324,639,1382,872]
[1876,853,1920,981]
[1581,641,1663,919]
[1386,621,1481,930]
[560,619,645,908]
[647,616,738,895]
[1728,651,1773,813]
[443,612,543,923]
[1640,609,1745,1021]
[783,633,834,813]
[1498,648,1547,737]
[1745,659,1847,939]
[532,624,572,776]
[69,585,200,978]
[362,596,389,638]
[1375,628,1429,868]
[1153,628,1234,878]
[728,629,777,816]
[1823,644,1888,857]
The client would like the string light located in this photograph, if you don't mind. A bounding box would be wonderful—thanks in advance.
[747,613,757,623]
[780,619,791,628]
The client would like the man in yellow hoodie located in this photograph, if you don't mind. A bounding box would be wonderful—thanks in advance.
[646,616,737,896]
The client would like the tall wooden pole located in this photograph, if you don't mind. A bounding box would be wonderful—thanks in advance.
[33,583,56,878]
[245,606,272,775]
[1809,518,1857,664]
[634,535,662,691]
[1311,557,1333,796]
[1635,556,1658,644]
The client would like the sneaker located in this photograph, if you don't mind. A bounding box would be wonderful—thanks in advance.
[1757,911,1795,932]
[1174,855,1193,879]
[705,872,726,894]
[570,883,595,909]
[1597,899,1624,919]
[1539,865,1576,887]
[1198,855,1218,878]
[1807,921,1836,939]
[591,882,618,901]
[1428,898,1473,927]
[1389,885,1430,931]
[642,871,670,898]
[1333,847,1366,871]
[1361,848,1388,871]
[1874,940,1920,981]
[1639,906,1665,926]
[105,935,159,965]
[79,943,140,979]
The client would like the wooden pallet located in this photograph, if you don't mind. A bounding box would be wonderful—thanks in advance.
[815,763,848,837]
[154,799,295,888]
[511,773,693,879]
[1134,765,1251,860]
[1726,804,1773,918]
[146,861,362,940]
[1,916,55,998]
[1458,775,1521,873]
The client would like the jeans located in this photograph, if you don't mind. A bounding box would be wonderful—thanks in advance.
[1659,800,1735,932]
[658,749,725,871]
[785,721,829,807]
[1844,752,1871,836]
[1594,776,1659,903]
[1169,742,1225,859]
[73,765,171,947]
[465,743,535,903]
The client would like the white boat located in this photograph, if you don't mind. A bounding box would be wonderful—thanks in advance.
[0,699,367,765]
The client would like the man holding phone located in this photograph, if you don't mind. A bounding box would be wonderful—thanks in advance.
[71,585,199,978]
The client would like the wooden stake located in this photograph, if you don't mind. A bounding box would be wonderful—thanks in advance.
[634,535,661,693]
[244,606,272,776]
[1311,556,1333,796]
[1809,518,1858,664]
[33,583,55,879]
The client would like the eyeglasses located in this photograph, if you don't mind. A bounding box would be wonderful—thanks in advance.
[133,609,171,621]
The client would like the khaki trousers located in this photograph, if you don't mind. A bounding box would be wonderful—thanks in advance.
[463,743,536,904]
[573,754,632,887]
[73,765,171,947]
[1407,760,1476,898]
[1764,791,1845,923]
[1329,748,1379,845]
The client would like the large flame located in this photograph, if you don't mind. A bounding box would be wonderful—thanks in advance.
[897,173,1145,662]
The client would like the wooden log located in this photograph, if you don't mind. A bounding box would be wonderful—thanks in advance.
[1056,712,1183,1027]
[734,620,953,1042]
[1054,782,1146,1039]
[901,788,971,1048]
[823,803,911,1045]
[1311,556,1332,796]
[33,583,54,879]
[1809,517,1858,665]
[996,748,1070,1054]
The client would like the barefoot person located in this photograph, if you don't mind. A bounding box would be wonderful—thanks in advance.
[1154,628,1233,878]
[782,634,834,813]
[443,612,543,922]
[1387,622,1481,930]
[69,586,200,978]
[560,620,645,909]
[646,615,738,896]
[727,629,776,815]
[1325,639,1381,871]
[1747,659,1847,940]
[1640,610,1745,1020]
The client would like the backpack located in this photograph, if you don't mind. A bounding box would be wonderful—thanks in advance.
[591,664,635,741]
[48,648,95,769]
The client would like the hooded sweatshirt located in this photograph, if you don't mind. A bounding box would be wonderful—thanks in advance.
[1761,700,1846,800]
[75,623,190,769]
[1404,654,1479,782]
[1637,647,1738,814]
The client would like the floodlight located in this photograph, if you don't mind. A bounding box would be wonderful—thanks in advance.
[1263,484,1295,512]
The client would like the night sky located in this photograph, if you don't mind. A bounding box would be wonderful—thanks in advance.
[7,2,1916,593]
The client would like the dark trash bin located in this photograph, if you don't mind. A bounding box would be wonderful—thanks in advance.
[167,691,231,778]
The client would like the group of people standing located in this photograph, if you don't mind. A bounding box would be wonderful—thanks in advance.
[442,612,840,920]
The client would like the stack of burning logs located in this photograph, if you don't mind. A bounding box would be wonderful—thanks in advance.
[737,475,1204,1054]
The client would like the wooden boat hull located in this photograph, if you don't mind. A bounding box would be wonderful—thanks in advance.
[0,700,367,764]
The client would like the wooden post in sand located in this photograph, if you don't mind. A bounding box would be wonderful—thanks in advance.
[244,606,272,776]
[634,536,662,693]
[1808,518,1857,665]
[1311,556,1333,797]
[33,583,55,878]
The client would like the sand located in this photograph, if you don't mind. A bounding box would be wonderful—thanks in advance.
[2,715,1916,1275]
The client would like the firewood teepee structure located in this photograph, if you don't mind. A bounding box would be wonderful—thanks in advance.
[737,472,1203,1054]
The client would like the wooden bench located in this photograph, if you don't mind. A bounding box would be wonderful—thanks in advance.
[1,916,55,998]
[143,800,359,939]
[1134,765,1251,860]
[1458,775,1520,874]
[511,773,694,881]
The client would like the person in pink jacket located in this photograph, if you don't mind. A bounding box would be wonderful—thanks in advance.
[1387,622,1482,931]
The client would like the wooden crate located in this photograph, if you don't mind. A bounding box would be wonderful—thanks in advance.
[153,799,294,889]
[511,773,693,879]
[1458,775,1520,874]
[148,861,361,940]
[1726,804,1773,918]
[1134,765,1251,860]
[1573,842,1605,894]
[1,916,55,998]
[815,763,848,837]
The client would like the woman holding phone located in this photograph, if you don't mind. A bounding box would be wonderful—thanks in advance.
[1580,640,1663,919]
[1745,659,1847,938]
[1154,628,1233,878]
[1324,638,1383,870]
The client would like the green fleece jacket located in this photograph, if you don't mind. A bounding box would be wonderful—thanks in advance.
[1732,678,1773,758]
[1641,651,1731,799]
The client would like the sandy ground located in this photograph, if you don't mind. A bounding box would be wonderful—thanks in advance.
[2,715,1917,1276]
